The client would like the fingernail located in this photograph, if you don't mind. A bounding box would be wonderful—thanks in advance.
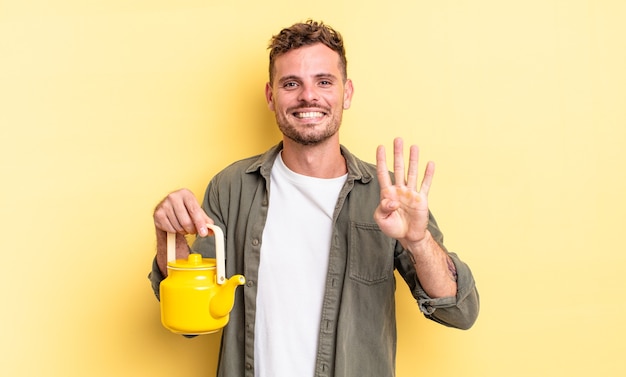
[199,227,208,237]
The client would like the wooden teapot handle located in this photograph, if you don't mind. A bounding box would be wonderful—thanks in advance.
[166,224,227,285]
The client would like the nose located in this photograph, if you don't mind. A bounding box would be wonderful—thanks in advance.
[297,83,319,103]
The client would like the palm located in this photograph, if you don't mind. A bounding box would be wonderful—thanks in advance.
[374,138,434,246]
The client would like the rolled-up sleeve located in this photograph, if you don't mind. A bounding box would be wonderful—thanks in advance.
[417,253,479,330]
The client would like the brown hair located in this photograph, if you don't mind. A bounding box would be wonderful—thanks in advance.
[267,20,347,84]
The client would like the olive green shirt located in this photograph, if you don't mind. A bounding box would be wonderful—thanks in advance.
[149,142,479,377]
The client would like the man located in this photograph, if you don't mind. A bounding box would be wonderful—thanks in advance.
[150,20,479,377]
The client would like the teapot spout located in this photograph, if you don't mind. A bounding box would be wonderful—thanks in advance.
[209,275,246,318]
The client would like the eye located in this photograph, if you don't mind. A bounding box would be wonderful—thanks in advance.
[319,80,332,87]
[282,81,298,89]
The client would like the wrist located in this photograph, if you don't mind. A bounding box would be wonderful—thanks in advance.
[402,229,434,255]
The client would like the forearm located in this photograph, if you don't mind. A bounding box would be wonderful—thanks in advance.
[405,230,458,298]
[155,229,191,277]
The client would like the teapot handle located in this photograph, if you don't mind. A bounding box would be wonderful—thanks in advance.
[166,224,227,285]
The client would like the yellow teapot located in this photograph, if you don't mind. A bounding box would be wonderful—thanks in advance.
[160,224,245,335]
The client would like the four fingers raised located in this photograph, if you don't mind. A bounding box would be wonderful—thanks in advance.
[376,137,434,193]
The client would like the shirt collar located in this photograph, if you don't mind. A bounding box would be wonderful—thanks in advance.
[245,141,374,184]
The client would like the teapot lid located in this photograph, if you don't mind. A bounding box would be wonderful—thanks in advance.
[167,253,216,269]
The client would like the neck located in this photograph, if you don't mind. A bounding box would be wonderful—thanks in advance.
[281,137,347,178]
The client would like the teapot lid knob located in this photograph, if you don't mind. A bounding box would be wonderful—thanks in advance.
[167,253,215,268]
[188,253,203,265]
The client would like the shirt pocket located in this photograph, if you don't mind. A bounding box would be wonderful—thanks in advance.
[348,221,394,285]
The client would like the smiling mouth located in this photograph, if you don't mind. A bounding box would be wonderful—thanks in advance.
[293,111,326,119]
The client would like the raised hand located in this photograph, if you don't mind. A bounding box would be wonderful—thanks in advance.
[373,137,434,249]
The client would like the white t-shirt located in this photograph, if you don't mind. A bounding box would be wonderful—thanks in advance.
[254,152,347,377]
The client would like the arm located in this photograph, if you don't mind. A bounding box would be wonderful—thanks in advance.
[374,138,456,298]
[402,230,458,298]
[395,215,479,330]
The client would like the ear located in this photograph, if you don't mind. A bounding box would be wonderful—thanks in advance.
[265,82,275,111]
[343,79,354,110]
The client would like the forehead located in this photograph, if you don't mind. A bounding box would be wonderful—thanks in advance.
[273,43,342,80]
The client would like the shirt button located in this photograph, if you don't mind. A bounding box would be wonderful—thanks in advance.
[246,280,255,287]
[252,239,259,246]
[246,363,253,370]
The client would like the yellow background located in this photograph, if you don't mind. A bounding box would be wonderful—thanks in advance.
[1,1,625,376]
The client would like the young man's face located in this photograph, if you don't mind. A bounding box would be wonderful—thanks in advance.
[265,43,354,146]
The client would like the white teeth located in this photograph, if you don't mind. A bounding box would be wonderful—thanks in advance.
[295,112,324,119]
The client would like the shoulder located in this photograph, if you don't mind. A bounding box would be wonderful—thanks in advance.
[210,143,282,188]
[209,155,262,190]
